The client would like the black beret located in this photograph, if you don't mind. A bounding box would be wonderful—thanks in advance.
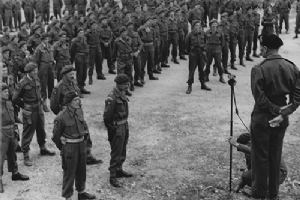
[24,62,37,72]
[99,15,108,22]
[2,84,9,91]
[63,91,79,105]
[260,34,283,49]
[114,74,130,85]
[60,65,75,76]
[237,133,251,145]
[209,19,218,26]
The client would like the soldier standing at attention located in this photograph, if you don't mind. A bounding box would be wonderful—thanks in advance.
[157,8,170,68]
[294,0,300,39]
[1,84,30,193]
[252,5,260,58]
[185,20,211,94]
[12,0,21,31]
[218,12,230,74]
[167,10,180,64]
[53,0,63,19]
[103,74,134,188]
[236,7,246,67]
[278,0,291,34]
[34,33,55,112]
[204,19,226,84]
[12,62,56,167]
[250,34,300,199]
[70,28,90,94]
[22,0,34,25]
[3,0,13,30]
[52,91,96,200]
[244,6,255,62]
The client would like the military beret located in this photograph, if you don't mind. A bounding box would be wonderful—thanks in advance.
[237,133,251,145]
[221,12,228,17]
[119,26,127,34]
[192,20,201,28]
[60,65,75,76]
[24,62,37,73]
[63,91,79,105]
[260,34,283,49]
[20,21,27,27]
[113,4,120,10]
[209,19,218,26]
[2,46,11,53]
[2,84,9,91]
[114,74,130,85]
[144,15,152,23]
[18,41,27,48]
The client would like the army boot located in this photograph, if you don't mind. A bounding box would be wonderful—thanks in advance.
[129,83,134,91]
[172,57,179,64]
[231,62,237,70]
[80,87,91,94]
[246,55,253,61]
[201,83,211,91]
[78,192,96,200]
[240,59,245,67]
[125,90,132,96]
[293,34,298,39]
[89,76,93,85]
[219,75,226,84]
[23,152,33,166]
[40,145,56,156]
[186,85,192,94]
[110,178,121,188]
[149,75,159,80]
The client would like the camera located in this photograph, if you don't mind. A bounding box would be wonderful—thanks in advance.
[228,74,236,86]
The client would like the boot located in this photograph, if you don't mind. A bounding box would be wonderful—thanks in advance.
[110,178,121,188]
[246,55,253,61]
[125,90,132,96]
[253,51,260,58]
[16,144,22,152]
[12,172,29,181]
[161,63,170,68]
[180,55,187,60]
[213,67,217,76]
[201,83,211,91]
[129,83,134,91]
[0,179,3,193]
[219,76,226,84]
[23,152,33,166]
[172,57,179,64]
[80,87,91,94]
[86,154,103,165]
[116,170,133,178]
[186,85,192,94]
[134,81,143,87]
[231,63,237,70]
[40,146,56,156]
[240,59,245,67]
[108,69,116,74]
[78,192,96,200]
[42,100,50,112]
[97,74,106,80]
[204,74,209,82]
[149,75,159,80]
[89,76,93,85]
[157,65,162,72]
[153,69,161,74]
[141,77,145,85]
[294,34,298,39]
[224,68,230,74]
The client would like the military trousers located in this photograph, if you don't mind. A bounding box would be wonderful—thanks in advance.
[0,132,18,176]
[229,39,237,64]
[22,107,46,153]
[222,41,229,70]
[133,54,142,83]
[53,7,62,19]
[43,8,50,24]
[100,43,114,72]
[141,45,154,79]
[65,5,74,15]
[167,32,178,59]
[24,7,34,24]
[279,13,289,31]
[187,51,206,85]
[250,112,288,198]
[88,46,103,77]
[253,26,259,52]
[61,141,86,198]
[117,58,133,85]
[75,54,88,88]
[13,11,21,29]
[178,32,186,57]
[261,25,274,37]
[38,62,54,100]
[245,30,254,56]
[209,9,218,21]
[205,48,223,76]
[237,30,245,60]
[108,123,129,178]
[0,15,2,32]
[160,35,169,64]
[154,41,161,68]
[295,12,300,34]
[4,11,13,29]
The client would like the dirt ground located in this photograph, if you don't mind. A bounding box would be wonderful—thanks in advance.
[1,3,300,200]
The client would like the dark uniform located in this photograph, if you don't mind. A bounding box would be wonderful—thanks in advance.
[252,8,261,56]
[53,0,63,19]
[278,0,291,33]
[34,39,55,102]
[70,33,89,90]
[250,36,300,198]
[208,0,220,20]
[77,0,87,16]
[64,0,76,15]
[42,0,50,24]
[236,11,246,66]
[228,11,240,69]
[34,0,44,20]
[244,9,255,60]
[261,11,275,36]
[53,37,71,81]
[295,0,300,38]
[18,25,30,42]
[167,14,179,63]
[22,0,34,24]
[103,86,130,185]
[157,9,169,67]
[12,0,21,30]
[52,102,89,198]
[3,0,13,29]
[218,13,230,73]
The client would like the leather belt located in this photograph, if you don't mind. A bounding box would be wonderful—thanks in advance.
[143,42,153,46]
[24,103,40,110]
[115,119,127,125]
[63,136,85,143]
